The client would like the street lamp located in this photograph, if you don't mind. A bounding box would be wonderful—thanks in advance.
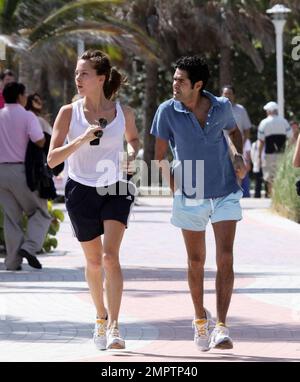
[0,39,6,61]
[77,10,85,57]
[266,4,291,117]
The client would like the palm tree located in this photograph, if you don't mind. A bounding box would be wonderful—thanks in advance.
[155,0,275,87]
[29,0,159,114]
[28,0,158,58]
[0,0,21,34]
[0,0,24,68]
[0,0,71,89]
[1,0,160,120]
[119,0,276,175]
[122,0,160,183]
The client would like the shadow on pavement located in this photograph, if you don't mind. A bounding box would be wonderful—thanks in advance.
[1,316,300,347]
[108,350,299,362]
[0,265,295,283]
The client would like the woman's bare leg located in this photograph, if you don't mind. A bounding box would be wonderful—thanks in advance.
[80,236,107,319]
[102,220,125,327]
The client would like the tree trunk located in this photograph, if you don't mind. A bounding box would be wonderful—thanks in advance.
[39,66,55,124]
[18,53,35,93]
[143,61,158,186]
[219,46,232,90]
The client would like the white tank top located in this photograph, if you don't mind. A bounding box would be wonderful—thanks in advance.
[67,98,125,187]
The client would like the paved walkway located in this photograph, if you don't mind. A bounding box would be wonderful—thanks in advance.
[0,197,299,362]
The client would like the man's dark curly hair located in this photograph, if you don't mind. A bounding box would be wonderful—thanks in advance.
[175,56,210,91]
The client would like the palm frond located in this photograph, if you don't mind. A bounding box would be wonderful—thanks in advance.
[29,20,159,61]
[0,0,21,18]
[0,0,5,15]
[0,33,27,51]
[29,0,124,40]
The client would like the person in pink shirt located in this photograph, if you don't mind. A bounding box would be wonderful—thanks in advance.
[0,69,15,109]
[0,82,51,271]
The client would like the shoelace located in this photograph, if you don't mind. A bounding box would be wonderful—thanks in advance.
[197,327,207,337]
[109,327,120,338]
[96,321,107,337]
[194,321,208,337]
[215,325,227,334]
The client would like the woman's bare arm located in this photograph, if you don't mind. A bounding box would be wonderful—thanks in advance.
[47,104,102,168]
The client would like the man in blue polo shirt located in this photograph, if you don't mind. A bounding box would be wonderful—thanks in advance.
[151,56,246,352]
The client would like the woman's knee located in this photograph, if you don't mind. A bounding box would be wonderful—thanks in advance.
[102,252,120,270]
[85,255,102,272]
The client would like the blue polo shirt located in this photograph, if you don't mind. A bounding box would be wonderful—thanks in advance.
[150,90,240,199]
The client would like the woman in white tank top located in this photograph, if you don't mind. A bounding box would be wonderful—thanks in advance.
[47,50,139,350]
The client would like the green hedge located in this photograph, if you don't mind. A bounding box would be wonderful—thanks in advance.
[272,145,300,223]
[0,201,64,253]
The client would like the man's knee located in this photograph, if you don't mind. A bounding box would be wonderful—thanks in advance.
[187,256,205,270]
[216,251,233,270]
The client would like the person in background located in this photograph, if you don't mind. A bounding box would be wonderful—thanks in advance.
[25,93,63,200]
[293,133,300,167]
[258,101,292,196]
[221,85,252,144]
[0,69,15,109]
[221,85,252,197]
[0,82,51,271]
[251,139,266,198]
[25,93,52,135]
[242,138,252,197]
[289,120,299,146]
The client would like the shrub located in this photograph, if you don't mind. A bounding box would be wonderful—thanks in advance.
[272,145,300,222]
[0,201,64,253]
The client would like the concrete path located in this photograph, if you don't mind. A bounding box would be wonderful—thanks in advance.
[0,197,299,362]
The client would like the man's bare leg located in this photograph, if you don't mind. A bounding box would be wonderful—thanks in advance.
[212,220,237,324]
[182,229,206,319]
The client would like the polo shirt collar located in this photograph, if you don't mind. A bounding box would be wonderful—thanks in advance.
[173,90,220,113]
[203,90,220,108]
[173,100,190,113]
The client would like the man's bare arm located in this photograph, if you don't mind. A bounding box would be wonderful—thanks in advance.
[154,137,175,193]
[227,126,247,179]
[228,125,243,154]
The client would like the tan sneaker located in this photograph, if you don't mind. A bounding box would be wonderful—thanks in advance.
[106,321,125,350]
[93,318,108,350]
[192,308,214,352]
[209,323,233,350]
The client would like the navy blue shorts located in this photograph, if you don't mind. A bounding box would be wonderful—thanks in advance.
[65,178,136,242]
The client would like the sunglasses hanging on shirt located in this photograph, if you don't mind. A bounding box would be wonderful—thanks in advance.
[90,118,108,146]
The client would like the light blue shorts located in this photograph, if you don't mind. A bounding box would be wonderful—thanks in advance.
[171,190,243,231]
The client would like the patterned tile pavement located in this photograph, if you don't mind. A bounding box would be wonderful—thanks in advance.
[0,197,299,362]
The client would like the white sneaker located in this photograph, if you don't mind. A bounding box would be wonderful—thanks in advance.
[192,308,214,352]
[93,318,107,350]
[209,323,233,350]
[107,321,125,350]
